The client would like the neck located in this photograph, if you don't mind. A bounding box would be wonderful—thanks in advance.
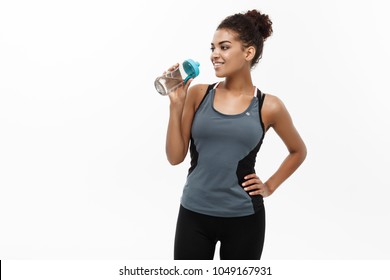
[222,73,254,96]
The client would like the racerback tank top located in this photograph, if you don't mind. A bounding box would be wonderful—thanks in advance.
[180,83,266,217]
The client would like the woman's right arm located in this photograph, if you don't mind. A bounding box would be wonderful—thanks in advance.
[165,82,207,165]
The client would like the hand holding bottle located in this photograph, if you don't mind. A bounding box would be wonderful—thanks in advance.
[154,59,200,96]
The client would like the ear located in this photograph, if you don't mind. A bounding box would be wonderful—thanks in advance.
[245,46,256,62]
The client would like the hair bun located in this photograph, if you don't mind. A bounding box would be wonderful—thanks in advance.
[245,10,273,40]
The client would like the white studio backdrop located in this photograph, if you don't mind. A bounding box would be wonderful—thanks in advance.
[1,0,389,259]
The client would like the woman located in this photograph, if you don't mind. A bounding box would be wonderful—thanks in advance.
[165,9,307,260]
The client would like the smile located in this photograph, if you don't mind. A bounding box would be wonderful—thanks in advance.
[213,62,224,68]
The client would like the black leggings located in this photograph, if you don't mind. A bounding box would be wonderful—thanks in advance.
[174,205,265,260]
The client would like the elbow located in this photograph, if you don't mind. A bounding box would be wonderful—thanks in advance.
[168,158,184,166]
[290,143,307,165]
[299,143,308,163]
[166,146,187,165]
[166,154,185,166]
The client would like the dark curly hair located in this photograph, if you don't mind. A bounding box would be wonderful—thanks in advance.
[217,9,273,68]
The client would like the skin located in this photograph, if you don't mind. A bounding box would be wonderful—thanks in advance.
[165,28,307,198]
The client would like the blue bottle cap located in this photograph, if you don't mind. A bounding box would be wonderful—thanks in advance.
[183,59,200,84]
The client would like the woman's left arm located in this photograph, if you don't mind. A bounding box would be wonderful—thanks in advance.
[264,95,307,194]
[243,95,307,197]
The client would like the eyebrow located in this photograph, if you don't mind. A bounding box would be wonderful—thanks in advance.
[211,40,232,46]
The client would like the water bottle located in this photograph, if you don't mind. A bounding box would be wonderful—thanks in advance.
[154,59,200,96]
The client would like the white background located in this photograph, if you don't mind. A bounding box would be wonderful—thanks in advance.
[1,0,389,260]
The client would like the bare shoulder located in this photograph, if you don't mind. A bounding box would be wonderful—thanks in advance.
[187,83,211,110]
[262,93,306,156]
[263,93,287,113]
[188,83,209,95]
[262,93,290,129]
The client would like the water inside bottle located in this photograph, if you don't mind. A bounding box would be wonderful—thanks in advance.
[155,76,183,95]
[154,66,184,95]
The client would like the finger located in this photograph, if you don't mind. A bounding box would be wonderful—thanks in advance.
[244,185,259,191]
[249,189,266,196]
[242,178,262,187]
[249,190,262,196]
[242,180,255,187]
[168,63,179,72]
[243,180,262,190]
[244,173,257,180]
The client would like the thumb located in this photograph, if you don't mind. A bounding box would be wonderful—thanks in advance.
[183,78,194,92]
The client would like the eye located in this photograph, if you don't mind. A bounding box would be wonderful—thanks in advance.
[221,45,229,50]
[210,46,215,52]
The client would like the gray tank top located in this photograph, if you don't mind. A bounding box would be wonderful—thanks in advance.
[181,83,266,217]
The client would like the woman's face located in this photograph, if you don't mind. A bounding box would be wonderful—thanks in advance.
[210,28,249,78]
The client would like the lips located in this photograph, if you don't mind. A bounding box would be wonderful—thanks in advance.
[213,61,224,69]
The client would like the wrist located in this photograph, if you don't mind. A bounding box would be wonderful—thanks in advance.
[169,101,184,114]
[264,182,276,194]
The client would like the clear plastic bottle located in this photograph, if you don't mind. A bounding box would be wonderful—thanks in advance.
[154,59,200,96]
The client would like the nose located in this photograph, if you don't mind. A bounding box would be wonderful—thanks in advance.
[211,48,220,60]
